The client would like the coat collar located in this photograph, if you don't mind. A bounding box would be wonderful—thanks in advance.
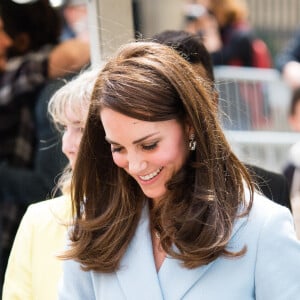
[116,203,248,299]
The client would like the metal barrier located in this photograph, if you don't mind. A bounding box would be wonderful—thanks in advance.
[215,66,291,131]
[225,131,300,173]
[214,66,300,173]
[247,0,300,59]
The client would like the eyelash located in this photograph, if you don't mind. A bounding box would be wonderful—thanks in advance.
[111,142,158,153]
[142,142,158,150]
[111,147,122,153]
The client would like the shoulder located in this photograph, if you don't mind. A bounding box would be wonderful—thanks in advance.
[250,192,291,221]
[234,190,298,263]
[249,194,300,297]
[245,191,292,229]
[25,195,71,225]
[233,191,294,247]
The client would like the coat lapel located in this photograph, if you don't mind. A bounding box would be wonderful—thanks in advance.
[116,205,164,300]
[158,211,248,299]
[116,201,248,300]
[158,255,214,299]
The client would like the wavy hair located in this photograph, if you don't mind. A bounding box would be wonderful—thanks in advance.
[63,42,254,272]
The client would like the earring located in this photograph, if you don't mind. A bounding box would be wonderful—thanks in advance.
[189,133,197,151]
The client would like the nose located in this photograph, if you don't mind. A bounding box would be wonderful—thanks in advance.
[62,130,77,156]
[127,152,147,174]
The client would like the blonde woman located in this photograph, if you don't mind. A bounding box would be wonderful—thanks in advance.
[2,68,98,300]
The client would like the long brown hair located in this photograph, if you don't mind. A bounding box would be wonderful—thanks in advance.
[64,42,254,272]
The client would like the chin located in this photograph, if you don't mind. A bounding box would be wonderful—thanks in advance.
[69,161,75,169]
[142,189,166,203]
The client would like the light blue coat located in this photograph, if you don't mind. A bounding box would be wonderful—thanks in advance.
[58,193,300,300]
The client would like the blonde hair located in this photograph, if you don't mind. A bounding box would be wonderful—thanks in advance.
[48,68,99,194]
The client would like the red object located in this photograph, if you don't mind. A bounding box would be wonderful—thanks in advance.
[251,39,272,68]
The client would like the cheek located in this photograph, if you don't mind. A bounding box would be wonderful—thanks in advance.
[75,133,83,148]
[161,137,188,166]
[61,134,68,155]
[112,153,128,169]
[150,141,188,169]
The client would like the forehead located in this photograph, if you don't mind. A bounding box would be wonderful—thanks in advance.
[100,108,185,142]
[101,108,156,130]
[60,105,85,124]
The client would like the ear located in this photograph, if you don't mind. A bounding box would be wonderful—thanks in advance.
[184,120,195,137]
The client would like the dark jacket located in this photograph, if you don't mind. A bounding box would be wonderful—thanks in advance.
[247,164,291,211]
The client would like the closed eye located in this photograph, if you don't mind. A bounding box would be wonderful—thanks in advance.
[111,146,123,153]
[142,142,158,151]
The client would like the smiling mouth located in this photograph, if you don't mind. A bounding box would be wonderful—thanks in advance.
[139,167,163,181]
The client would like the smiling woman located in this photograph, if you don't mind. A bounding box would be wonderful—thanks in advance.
[59,41,300,300]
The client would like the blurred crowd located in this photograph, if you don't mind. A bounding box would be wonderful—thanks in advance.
[0,0,90,291]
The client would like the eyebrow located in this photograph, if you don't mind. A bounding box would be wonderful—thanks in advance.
[105,132,159,145]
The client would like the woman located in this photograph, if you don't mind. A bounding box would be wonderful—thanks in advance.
[192,0,272,68]
[2,68,98,300]
[59,42,300,299]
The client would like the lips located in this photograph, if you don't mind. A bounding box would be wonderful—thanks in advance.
[138,167,163,181]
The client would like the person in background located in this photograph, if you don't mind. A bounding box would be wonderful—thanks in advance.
[2,0,61,58]
[283,87,300,217]
[152,29,215,83]
[0,0,90,288]
[60,0,89,42]
[58,41,300,299]
[152,29,290,210]
[2,68,98,300]
[184,2,222,55]
[0,0,90,167]
[184,0,272,130]
[0,15,12,294]
[276,28,300,89]
[185,0,272,68]
[283,136,300,239]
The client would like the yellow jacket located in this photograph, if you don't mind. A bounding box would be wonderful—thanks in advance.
[2,196,71,300]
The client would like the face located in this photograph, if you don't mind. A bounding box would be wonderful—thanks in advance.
[61,107,85,169]
[0,18,12,72]
[101,108,190,204]
[63,5,88,40]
